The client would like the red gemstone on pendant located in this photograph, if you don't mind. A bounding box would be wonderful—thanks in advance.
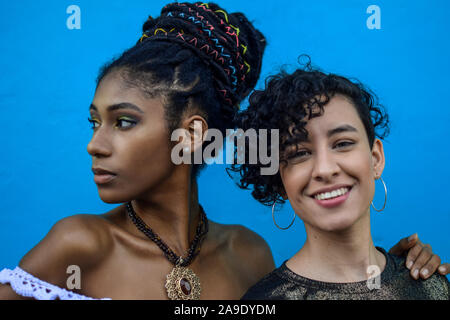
[180,278,192,295]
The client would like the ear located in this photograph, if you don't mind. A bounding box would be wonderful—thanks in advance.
[371,138,385,178]
[180,115,208,153]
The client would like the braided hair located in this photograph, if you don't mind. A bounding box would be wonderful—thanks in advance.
[96,2,266,177]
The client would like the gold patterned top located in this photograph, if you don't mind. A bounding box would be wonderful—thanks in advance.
[241,248,449,300]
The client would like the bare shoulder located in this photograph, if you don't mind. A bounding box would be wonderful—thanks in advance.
[210,222,275,279]
[18,214,114,287]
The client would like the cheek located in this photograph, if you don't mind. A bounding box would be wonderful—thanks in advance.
[347,151,374,180]
[280,167,313,225]
[117,125,174,182]
[341,151,376,205]
[131,136,171,164]
[280,164,310,201]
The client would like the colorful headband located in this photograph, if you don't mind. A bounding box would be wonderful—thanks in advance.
[138,2,252,108]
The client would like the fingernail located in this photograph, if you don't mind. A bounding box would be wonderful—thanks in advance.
[421,269,429,277]
[412,269,419,279]
[406,261,413,269]
[438,266,446,273]
[408,234,417,242]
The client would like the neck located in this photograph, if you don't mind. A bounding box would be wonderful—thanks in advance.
[288,211,386,283]
[128,165,201,258]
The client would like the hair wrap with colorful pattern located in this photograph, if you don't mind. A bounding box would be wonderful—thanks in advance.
[137,2,265,108]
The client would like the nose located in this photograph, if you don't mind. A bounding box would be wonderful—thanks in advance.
[311,147,340,182]
[87,127,112,158]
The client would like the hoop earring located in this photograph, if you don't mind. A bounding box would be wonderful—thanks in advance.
[371,176,387,212]
[272,202,296,230]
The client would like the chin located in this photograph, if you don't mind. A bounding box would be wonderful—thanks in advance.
[97,190,130,204]
[313,212,364,233]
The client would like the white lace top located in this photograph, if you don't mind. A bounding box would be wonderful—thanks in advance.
[0,267,111,300]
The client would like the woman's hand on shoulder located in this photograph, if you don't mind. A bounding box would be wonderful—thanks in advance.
[389,233,449,280]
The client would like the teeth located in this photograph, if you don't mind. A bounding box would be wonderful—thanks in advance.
[315,187,349,200]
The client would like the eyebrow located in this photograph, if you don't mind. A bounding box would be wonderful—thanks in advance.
[89,102,144,114]
[327,124,358,138]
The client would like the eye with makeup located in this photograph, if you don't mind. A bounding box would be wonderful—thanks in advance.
[283,139,356,163]
[87,115,138,131]
[285,146,312,164]
[115,116,138,129]
[333,140,356,150]
[87,117,100,130]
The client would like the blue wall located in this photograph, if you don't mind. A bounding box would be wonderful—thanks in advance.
[1,0,449,275]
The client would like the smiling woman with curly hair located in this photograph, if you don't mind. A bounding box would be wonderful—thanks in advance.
[231,59,449,300]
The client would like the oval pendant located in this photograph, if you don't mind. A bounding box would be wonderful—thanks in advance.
[180,278,192,295]
[165,266,201,300]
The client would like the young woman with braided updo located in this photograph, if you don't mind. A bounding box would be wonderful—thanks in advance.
[0,3,446,300]
[0,2,273,300]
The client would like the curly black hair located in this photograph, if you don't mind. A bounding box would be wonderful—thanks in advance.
[96,2,266,177]
[229,58,390,206]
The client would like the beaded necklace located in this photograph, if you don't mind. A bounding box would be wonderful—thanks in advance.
[126,201,208,300]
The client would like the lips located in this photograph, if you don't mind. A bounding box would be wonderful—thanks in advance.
[92,167,116,184]
[310,184,353,197]
[309,185,353,209]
